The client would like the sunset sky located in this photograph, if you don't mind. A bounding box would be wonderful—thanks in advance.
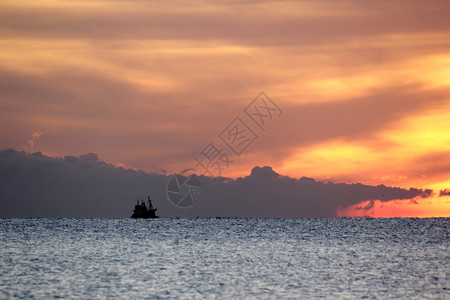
[1,0,449,217]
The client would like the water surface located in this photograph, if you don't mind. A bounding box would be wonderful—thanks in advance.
[1,218,448,299]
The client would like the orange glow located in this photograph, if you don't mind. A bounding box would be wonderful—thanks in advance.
[338,195,450,218]
[280,103,450,184]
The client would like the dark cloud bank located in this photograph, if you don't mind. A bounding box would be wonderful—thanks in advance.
[0,149,432,218]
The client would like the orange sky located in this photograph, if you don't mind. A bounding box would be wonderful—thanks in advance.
[0,0,449,217]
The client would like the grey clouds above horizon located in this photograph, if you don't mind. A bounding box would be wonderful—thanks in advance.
[0,149,436,218]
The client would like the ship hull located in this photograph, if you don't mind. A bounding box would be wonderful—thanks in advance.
[131,214,159,219]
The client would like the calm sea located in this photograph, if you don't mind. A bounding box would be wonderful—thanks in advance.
[0,218,449,299]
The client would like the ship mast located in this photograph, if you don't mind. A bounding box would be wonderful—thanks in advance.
[147,196,154,210]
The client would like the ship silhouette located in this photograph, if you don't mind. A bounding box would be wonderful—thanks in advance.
[131,196,158,218]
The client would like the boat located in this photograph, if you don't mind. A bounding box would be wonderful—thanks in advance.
[131,196,158,218]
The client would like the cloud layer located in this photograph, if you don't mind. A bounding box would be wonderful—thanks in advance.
[0,149,432,218]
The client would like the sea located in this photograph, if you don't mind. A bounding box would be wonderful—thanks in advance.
[0,218,449,299]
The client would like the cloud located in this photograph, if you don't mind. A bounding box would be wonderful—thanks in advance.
[440,189,450,196]
[1,0,450,194]
[259,85,450,152]
[2,59,449,178]
[0,149,432,218]
[20,130,42,152]
[1,1,450,44]
[355,200,375,211]
[204,167,432,217]
[250,165,280,178]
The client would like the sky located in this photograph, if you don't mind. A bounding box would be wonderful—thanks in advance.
[1,0,450,217]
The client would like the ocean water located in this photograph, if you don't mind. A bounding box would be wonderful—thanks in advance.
[0,218,448,299]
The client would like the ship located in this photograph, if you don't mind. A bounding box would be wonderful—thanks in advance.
[131,196,158,218]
